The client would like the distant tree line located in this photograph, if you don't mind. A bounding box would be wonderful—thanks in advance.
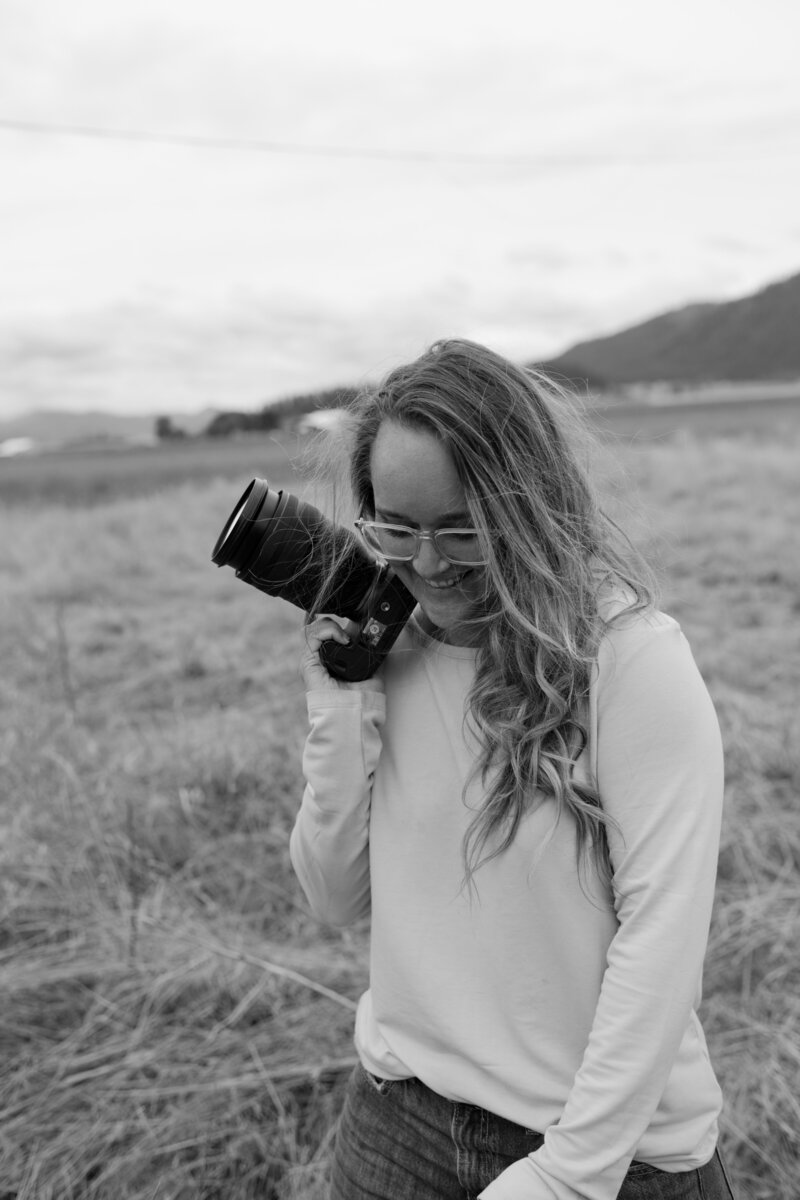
[155,385,361,441]
[154,416,187,440]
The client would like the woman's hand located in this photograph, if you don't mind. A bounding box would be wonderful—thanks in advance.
[301,615,385,694]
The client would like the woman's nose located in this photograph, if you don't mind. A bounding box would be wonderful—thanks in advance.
[412,537,449,577]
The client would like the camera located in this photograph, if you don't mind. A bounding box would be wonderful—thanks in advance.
[211,478,416,681]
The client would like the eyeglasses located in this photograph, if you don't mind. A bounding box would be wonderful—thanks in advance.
[355,519,487,566]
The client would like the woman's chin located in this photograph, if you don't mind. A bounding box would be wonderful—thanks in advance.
[418,593,467,626]
[397,567,487,644]
[416,597,480,645]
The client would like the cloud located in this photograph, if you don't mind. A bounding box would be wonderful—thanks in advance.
[3,0,797,153]
[0,282,572,416]
[0,295,405,415]
[2,0,799,416]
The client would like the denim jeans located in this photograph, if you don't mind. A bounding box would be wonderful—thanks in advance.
[330,1063,737,1200]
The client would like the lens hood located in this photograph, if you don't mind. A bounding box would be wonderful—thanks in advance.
[211,477,277,572]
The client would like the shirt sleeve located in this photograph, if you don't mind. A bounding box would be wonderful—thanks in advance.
[289,688,386,927]
[479,615,725,1200]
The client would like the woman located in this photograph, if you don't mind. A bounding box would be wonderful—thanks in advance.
[290,339,735,1199]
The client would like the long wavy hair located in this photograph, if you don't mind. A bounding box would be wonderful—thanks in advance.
[343,338,657,886]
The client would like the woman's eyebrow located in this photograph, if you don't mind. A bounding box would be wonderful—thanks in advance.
[376,507,472,524]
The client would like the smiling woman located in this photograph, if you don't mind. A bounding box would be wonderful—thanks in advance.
[290,338,736,1199]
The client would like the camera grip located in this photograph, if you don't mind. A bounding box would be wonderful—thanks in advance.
[319,570,416,681]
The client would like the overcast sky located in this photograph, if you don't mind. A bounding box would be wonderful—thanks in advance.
[1,0,799,416]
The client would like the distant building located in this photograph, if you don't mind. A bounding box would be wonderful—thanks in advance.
[0,436,35,457]
[297,408,348,434]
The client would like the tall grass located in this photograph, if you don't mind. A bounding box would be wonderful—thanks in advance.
[1,423,798,1198]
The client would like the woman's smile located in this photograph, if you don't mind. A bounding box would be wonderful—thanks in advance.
[421,568,473,591]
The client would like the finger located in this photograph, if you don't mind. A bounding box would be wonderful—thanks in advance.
[306,615,360,647]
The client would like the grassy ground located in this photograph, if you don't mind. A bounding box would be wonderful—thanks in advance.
[1,416,798,1198]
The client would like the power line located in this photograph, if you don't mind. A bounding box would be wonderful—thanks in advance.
[0,116,789,168]
[0,116,647,164]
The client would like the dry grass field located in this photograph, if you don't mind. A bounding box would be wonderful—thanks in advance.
[0,433,307,508]
[1,408,799,1198]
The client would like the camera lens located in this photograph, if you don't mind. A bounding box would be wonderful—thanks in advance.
[212,478,377,621]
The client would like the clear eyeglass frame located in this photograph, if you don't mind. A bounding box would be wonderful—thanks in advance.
[354,518,488,567]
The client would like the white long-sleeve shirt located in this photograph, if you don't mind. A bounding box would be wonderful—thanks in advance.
[290,607,725,1200]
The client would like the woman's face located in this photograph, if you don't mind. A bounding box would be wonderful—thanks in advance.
[368,421,487,645]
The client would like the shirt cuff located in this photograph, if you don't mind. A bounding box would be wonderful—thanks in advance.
[479,1156,582,1200]
[306,688,386,714]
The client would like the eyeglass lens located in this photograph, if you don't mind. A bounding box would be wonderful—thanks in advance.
[360,522,484,564]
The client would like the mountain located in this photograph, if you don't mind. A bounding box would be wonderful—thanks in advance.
[538,270,800,386]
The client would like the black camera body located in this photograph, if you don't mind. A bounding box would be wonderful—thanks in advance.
[212,478,416,681]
